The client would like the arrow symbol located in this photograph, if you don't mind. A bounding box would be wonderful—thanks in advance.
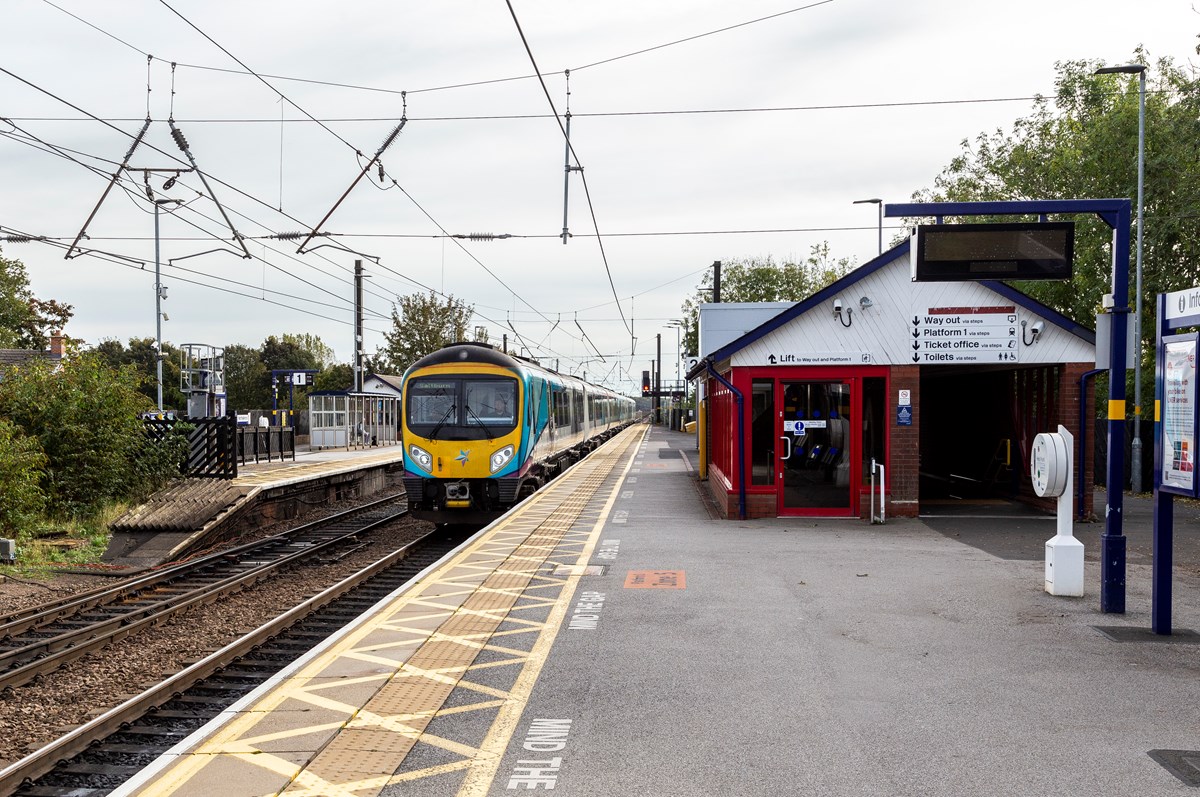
[912,316,920,326]
[912,352,920,363]
[768,354,777,364]
[911,328,920,339]
[912,341,920,350]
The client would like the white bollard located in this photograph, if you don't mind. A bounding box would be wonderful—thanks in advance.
[1034,425,1084,597]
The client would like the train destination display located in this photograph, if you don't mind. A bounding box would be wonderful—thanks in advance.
[909,305,1020,364]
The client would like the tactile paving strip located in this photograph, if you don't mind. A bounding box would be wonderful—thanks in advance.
[130,424,645,797]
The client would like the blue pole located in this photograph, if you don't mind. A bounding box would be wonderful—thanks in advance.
[1151,293,1173,633]
[1077,369,1104,519]
[1101,204,1132,613]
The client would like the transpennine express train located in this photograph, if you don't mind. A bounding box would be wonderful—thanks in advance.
[400,342,637,525]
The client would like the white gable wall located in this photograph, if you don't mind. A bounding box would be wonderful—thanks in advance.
[730,254,1094,368]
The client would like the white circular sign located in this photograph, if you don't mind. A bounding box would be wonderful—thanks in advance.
[1030,432,1069,498]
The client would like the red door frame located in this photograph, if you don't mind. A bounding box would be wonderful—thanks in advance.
[739,365,888,518]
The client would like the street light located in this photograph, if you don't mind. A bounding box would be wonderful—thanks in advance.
[153,199,182,411]
[1095,62,1147,492]
[853,197,883,255]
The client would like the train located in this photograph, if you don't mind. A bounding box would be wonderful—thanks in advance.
[400,342,638,525]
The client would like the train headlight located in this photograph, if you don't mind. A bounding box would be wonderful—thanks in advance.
[490,445,515,474]
[409,444,434,473]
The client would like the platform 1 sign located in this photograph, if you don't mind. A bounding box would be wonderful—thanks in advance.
[909,305,1019,364]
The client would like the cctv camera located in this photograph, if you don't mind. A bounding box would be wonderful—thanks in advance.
[1031,321,1045,335]
[833,299,843,314]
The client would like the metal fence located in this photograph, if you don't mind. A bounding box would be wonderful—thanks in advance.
[142,416,239,479]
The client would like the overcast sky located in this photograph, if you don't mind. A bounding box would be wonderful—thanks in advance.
[2,0,1197,393]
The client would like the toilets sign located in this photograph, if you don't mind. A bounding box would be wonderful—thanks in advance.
[909,305,1020,364]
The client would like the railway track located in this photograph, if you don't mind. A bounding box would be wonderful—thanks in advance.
[0,493,409,693]
[1,524,466,797]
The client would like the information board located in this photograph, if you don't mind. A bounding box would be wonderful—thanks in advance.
[909,305,1020,364]
[1161,333,1199,495]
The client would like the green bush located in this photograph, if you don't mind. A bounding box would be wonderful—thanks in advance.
[0,418,46,535]
[0,352,181,516]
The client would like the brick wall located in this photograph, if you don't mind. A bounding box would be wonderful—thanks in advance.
[887,365,920,518]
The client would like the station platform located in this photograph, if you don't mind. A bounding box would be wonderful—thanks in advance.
[113,424,1200,796]
[104,444,405,569]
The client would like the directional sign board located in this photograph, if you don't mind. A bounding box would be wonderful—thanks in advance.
[909,305,1020,364]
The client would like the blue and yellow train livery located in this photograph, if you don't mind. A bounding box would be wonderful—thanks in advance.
[401,342,637,525]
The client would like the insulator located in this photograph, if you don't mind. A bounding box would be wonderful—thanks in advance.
[171,126,189,152]
[271,231,305,240]
[2,235,33,243]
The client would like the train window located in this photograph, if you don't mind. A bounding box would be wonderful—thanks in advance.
[407,379,457,426]
[465,379,518,425]
[553,387,569,428]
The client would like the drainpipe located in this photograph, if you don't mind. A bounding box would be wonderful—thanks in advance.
[706,363,746,520]
[1078,368,1104,519]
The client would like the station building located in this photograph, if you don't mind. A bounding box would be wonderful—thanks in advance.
[688,241,1097,520]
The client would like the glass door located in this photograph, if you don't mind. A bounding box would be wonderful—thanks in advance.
[777,380,854,514]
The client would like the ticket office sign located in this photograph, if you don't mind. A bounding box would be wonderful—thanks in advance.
[1161,333,1200,496]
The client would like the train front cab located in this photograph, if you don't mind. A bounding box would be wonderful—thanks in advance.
[402,367,528,524]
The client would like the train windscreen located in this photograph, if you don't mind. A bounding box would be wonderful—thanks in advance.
[406,376,518,439]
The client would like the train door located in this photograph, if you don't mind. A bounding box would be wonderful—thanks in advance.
[776,379,856,516]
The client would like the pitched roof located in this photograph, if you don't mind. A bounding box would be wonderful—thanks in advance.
[687,240,1096,379]
[0,349,54,366]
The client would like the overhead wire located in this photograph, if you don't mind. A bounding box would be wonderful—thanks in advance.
[504,0,633,345]
[154,1,560,334]
[42,0,839,100]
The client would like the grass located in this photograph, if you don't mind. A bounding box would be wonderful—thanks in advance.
[1,502,130,574]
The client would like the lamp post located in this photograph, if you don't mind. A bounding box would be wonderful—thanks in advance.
[153,199,181,411]
[854,197,883,255]
[1095,63,1147,493]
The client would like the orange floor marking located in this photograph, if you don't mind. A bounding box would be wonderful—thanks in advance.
[624,570,686,589]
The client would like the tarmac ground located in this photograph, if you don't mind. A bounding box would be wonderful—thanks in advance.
[116,424,1200,796]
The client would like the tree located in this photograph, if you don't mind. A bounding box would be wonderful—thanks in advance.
[93,337,186,410]
[376,292,474,374]
[315,362,354,392]
[678,244,856,355]
[0,352,181,515]
[260,335,321,373]
[0,250,74,349]
[224,344,271,410]
[282,333,337,369]
[0,419,46,534]
[911,52,1200,411]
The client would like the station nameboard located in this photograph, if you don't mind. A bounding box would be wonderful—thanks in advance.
[912,222,1074,282]
[909,305,1019,364]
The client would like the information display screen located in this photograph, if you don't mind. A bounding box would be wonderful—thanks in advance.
[912,222,1074,282]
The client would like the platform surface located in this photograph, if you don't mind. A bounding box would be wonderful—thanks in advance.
[115,424,1200,796]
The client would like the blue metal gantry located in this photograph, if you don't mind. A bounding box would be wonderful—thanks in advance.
[886,199,1132,614]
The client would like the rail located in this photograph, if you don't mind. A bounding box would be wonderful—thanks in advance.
[0,494,408,690]
[0,528,458,796]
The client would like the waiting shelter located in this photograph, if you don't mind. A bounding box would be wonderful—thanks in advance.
[309,374,402,450]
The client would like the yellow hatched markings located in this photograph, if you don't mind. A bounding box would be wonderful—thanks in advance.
[133,425,645,797]
[378,425,645,795]
[290,488,608,793]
